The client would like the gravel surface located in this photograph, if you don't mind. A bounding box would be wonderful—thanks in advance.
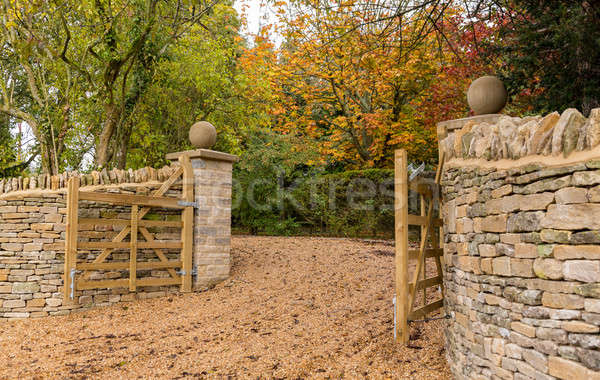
[0,236,450,379]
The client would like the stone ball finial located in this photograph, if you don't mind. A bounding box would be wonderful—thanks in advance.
[189,121,217,149]
[467,76,508,115]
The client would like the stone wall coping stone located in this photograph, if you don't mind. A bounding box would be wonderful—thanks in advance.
[437,114,502,131]
[0,181,167,201]
[446,146,600,170]
[166,149,239,163]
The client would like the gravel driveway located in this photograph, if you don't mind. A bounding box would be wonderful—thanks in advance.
[0,236,450,379]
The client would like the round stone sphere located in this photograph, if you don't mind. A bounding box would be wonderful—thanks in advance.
[467,76,508,115]
[189,121,217,149]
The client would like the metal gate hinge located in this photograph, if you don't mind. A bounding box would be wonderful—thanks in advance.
[177,200,198,208]
[177,268,197,276]
[69,268,82,300]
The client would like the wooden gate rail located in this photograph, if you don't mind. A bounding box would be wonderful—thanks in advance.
[64,156,194,303]
[395,149,445,343]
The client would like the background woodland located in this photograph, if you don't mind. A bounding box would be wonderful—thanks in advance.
[1,0,598,236]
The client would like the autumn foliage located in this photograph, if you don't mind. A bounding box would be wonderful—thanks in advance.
[240,1,501,167]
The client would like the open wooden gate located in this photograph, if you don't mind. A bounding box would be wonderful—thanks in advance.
[394,149,445,343]
[63,155,194,303]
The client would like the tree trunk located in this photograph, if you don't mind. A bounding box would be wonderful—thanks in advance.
[96,103,121,168]
[115,120,133,169]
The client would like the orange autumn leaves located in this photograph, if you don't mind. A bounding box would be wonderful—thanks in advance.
[239,1,495,167]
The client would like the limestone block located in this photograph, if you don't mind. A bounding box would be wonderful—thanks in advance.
[521,192,555,211]
[511,258,535,277]
[479,244,498,257]
[481,258,493,274]
[586,108,600,148]
[523,348,548,373]
[511,321,536,338]
[576,284,600,298]
[588,185,600,202]
[542,204,600,230]
[533,258,563,280]
[492,257,511,276]
[541,292,584,310]
[553,245,600,260]
[500,233,521,244]
[3,299,25,308]
[563,260,600,283]
[486,195,521,214]
[507,211,544,232]
[562,321,600,333]
[585,299,600,313]
[515,243,538,258]
[491,184,512,199]
[551,108,585,156]
[454,121,476,158]
[520,175,571,194]
[540,229,571,243]
[572,170,600,186]
[505,343,523,359]
[12,282,39,293]
[555,187,587,204]
[482,214,508,233]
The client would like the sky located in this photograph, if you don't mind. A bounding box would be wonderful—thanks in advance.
[233,0,282,44]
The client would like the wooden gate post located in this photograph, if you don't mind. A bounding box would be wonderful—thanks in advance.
[64,177,79,303]
[179,154,194,292]
[395,149,409,343]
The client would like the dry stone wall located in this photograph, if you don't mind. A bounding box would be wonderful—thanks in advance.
[442,113,600,379]
[0,181,183,319]
[0,149,237,319]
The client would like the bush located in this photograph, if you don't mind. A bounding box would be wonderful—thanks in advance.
[232,168,413,238]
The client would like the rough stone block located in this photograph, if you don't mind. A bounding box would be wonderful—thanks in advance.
[487,195,522,214]
[563,321,600,333]
[541,292,584,309]
[479,244,498,257]
[511,321,536,338]
[542,204,600,230]
[492,257,511,276]
[585,299,600,313]
[588,185,600,202]
[553,245,600,260]
[533,258,563,280]
[523,348,548,373]
[521,192,555,211]
[548,356,589,379]
[511,258,535,277]
[501,233,521,244]
[508,211,545,232]
[482,214,508,233]
[3,299,25,308]
[563,260,600,283]
[573,170,600,186]
[555,187,588,204]
[540,229,571,243]
[520,175,571,195]
[505,343,523,359]
[12,282,39,294]
[515,243,538,258]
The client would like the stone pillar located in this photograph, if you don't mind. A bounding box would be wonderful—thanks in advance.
[166,149,238,289]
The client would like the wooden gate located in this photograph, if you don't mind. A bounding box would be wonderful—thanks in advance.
[394,149,445,343]
[63,155,194,303]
